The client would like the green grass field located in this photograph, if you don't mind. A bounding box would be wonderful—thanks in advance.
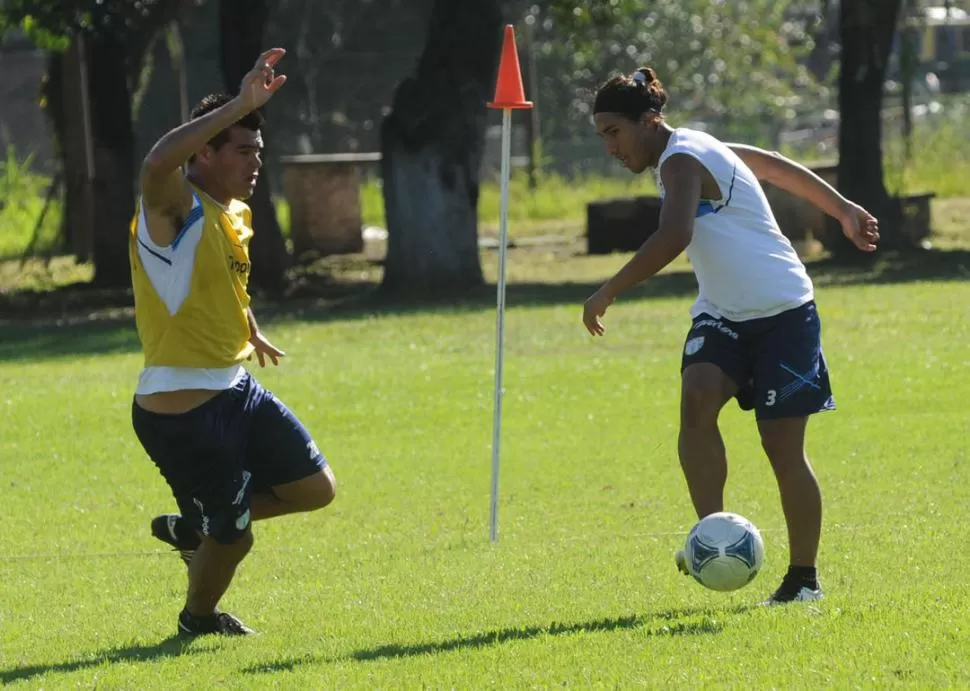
[1,236,969,688]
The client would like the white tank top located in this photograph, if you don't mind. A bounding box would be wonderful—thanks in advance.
[655,128,814,322]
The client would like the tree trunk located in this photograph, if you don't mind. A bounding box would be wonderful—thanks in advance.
[29,2,187,277]
[379,0,503,297]
[43,50,76,255]
[89,33,137,287]
[899,1,917,161]
[219,0,289,297]
[824,0,904,257]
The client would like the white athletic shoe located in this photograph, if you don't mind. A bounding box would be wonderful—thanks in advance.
[762,582,824,606]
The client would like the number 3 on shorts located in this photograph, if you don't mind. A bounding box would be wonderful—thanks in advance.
[766,390,777,407]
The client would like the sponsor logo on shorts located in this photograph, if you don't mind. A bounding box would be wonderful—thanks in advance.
[685,336,705,356]
[694,318,739,340]
[232,470,252,505]
[193,497,210,536]
[235,509,251,531]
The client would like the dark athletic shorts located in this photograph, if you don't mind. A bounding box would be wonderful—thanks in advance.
[132,371,327,544]
[680,300,836,420]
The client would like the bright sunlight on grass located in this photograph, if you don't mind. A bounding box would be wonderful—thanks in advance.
[1,240,968,687]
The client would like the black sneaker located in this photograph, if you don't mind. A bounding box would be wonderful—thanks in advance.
[151,514,201,567]
[177,608,256,637]
[762,575,824,606]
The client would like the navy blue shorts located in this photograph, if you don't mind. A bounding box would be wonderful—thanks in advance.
[131,372,327,544]
[680,301,836,420]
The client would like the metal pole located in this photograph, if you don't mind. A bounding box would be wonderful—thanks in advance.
[489,107,513,543]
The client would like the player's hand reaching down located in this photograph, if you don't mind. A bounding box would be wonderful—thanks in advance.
[239,48,288,111]
[583,288,615,336]
[840,201,880,252]
[248,330,285,367]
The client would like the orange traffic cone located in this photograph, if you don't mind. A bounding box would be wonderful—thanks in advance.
[488,25,533,110]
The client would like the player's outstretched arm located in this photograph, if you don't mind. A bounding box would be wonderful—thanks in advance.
[582,153,700,336]
[139,48,288,217]
[728,144,880,252]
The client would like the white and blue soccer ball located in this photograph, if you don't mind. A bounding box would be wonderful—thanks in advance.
[684,512,765,592]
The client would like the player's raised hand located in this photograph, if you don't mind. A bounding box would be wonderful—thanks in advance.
[239,48,287,111]
[840,201,880,252]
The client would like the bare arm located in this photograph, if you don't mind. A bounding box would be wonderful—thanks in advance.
[729,143,880,252]
[727,144,849,221]
[139,48,288,217]
[140,97,252,213]
[582,154,701,335]
[599,154,700,299]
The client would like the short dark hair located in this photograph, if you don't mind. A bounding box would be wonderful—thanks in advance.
[190,92,265,152]
[593,67,669,122]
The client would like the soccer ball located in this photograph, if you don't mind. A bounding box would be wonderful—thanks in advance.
[683,512,765,592]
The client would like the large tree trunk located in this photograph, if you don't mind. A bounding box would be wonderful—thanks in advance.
[44,50,78,256]
[379,0,503,296]
[90,33,138,287]
[44,0,188,279]
[219,0,289,297]
[825,0,904,257]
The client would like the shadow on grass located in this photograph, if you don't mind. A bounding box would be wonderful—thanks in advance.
[2,247,968,364]
[264,246,970,327]
[0,316,141,363]
[243,606,748,673]
[0,635,197,685]
[806,247,970,287]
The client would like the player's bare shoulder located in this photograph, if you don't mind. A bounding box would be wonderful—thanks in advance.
[139,162,193,248]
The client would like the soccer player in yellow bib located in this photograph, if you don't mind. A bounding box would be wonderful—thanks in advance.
[129,48,336,637]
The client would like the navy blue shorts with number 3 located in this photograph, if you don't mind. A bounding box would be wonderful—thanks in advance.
[680,300,836,420]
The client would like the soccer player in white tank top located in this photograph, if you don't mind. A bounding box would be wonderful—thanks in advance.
[583,67,880,604]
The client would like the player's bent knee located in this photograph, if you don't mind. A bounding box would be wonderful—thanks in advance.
[758,418,808,466]
[760,439,807,472]
[309,466,336,510]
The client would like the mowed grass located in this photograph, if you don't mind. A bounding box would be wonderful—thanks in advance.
[0,247,969,688]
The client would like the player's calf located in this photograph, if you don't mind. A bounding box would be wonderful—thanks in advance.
[758,417,821,568]
[678,364,736,518]
[185,530,254,619]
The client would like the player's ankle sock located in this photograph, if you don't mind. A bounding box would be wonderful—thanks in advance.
[786,565,818,589]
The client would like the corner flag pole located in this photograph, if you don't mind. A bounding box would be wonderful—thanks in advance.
[486,25,533,543]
